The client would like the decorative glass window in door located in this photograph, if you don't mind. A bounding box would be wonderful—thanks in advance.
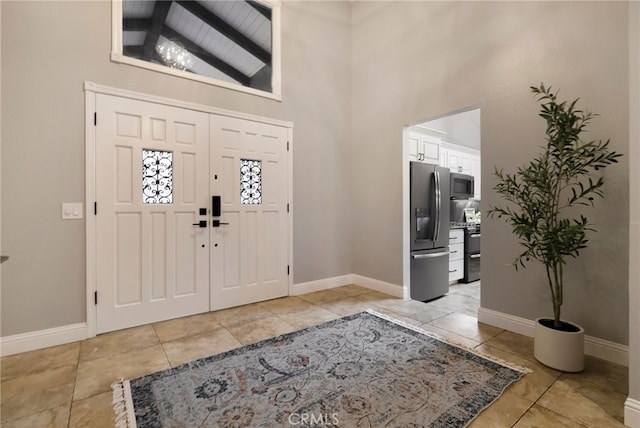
[143,149,173,204]
[240,159,262,204]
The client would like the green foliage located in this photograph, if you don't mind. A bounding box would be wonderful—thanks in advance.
[488,84,622,328]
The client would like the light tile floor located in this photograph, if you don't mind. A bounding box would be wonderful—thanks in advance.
[0,282,628,427]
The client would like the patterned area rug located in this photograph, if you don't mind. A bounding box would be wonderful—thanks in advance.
[112,310,529,427]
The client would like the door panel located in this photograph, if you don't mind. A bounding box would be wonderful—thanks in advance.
[210,116,289,310]
[95,94,210,333]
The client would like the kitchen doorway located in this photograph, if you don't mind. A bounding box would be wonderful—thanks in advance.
[403,107,481,313]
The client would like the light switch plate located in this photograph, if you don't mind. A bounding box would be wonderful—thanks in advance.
[62,203,83,219]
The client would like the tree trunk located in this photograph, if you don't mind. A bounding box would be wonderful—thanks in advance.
[552,264,563,329]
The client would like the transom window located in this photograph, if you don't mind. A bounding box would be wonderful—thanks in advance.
[111,0,281,100]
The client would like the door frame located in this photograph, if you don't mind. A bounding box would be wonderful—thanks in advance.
[84,81,294,338]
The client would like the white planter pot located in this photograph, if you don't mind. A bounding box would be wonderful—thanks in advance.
[533,317,585,372]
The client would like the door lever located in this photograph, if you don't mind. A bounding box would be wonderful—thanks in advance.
[212,220,229,228]
[192,220,207,228]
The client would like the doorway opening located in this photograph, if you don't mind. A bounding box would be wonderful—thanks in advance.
[402,106,481,315]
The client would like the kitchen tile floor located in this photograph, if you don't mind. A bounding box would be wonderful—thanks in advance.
[0,282,628,427]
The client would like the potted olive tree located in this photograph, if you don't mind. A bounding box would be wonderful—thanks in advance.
[489,83,621,372]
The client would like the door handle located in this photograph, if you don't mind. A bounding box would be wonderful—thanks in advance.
[212,196,221,217]
[412,251,449,259]
[212,220,229,228]
[192,220,207,228]
[470,254,481,259]
[434,170,441,242]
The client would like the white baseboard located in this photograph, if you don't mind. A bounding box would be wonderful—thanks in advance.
[477,307,535,337]
[625,398,640,428]
[292,274,404,299]
[351,274,404,298]
[291,275,354,295]
[478,307,629,367]
[0,323,88,357]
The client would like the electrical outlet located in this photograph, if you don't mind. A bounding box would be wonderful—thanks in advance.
[62,203,83,219]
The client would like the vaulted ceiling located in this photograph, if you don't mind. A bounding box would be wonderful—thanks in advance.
[122,0,272,89]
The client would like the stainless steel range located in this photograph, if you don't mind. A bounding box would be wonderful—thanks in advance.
[463,223,480,283]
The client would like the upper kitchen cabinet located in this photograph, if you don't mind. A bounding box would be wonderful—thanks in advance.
[440,143,481,199]
[408,132,441,165]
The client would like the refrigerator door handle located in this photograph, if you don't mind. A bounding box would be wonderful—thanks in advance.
[412,251,449,259]
[433,171,441,241]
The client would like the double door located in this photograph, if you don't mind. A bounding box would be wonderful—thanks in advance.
[94,94,290,334]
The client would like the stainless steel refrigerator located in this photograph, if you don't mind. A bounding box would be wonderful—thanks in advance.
[410,162,450,301]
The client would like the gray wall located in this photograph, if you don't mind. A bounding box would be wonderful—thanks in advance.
[0,1,353,336]
[1,1,632,348]
[351,1,629,344]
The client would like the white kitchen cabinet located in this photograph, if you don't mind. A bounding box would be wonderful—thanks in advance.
[449,229,464,282]
[408,132,440,165]
[471,158,481,199]
[408,133,421,162]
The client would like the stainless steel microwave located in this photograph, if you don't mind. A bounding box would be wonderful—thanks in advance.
[450,173,474,199]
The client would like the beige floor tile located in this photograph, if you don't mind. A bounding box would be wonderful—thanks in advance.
[1,366,75,422]
[427,312,503,343]
[482,330,535,361]
[152,311,221,343]
[1,405,70,428]
[367,306,427,328]
[162,328,243,367]
[78,325,159,363]
[473,344,561,403]
[560,356,628,395]
[467,391,533,428]
[319,296,374,316]
[513,404,588,427]
[1,342,80,382]
[74,344,169,401]
[536,380,626,427]
[256,296,316,316]
[418,323,482,349]
[213,304,274,326]
[349,291,404,307]
[297,289,346,305]
[358,291,404,308]
[277,306,341,330]
[378,299,452,324]
[331,284,371,296]
[556,375,627,423]
[68,391,114,428]
[224,315,299,345]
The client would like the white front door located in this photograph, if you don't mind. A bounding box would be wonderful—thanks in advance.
[93,92,291,333]
[95,94,210,333]
[210,116,290,310]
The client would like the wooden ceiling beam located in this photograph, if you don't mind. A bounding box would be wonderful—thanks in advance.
[124,45,165,65]
[247,1,271,20]
[142,0,172,61]
[176,0,270,65]
[123,18,152,32]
